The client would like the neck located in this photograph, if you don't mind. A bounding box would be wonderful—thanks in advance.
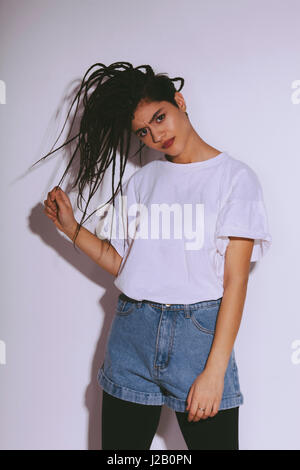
[166,127,221,164]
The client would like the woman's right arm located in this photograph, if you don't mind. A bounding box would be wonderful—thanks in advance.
[44,186,122,277]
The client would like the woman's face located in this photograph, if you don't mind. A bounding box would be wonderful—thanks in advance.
[131,92,191,155]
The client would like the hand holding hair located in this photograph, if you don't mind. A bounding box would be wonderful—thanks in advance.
[44,186,78,238]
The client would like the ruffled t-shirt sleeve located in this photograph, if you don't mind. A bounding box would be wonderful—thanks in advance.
[214,166,272,262]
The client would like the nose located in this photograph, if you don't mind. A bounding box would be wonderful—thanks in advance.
[149,128,164,144]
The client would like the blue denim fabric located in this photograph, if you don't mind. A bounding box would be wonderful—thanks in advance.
[97,293,244,413]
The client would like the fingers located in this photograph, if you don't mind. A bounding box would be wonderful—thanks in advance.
[201,403,214,420]
[187,401,204,422]
[47,188,58,209]
[188,402,216,422]
[50,186,72,209]
[45,194,57,213]
[209,402,219,418]
[44,200,57,220]
[46,196,57,213]
[44,187,60,219]
[188,406,207,422]
[46,186,65,210]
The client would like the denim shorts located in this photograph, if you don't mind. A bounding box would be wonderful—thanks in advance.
[97,293,244,413]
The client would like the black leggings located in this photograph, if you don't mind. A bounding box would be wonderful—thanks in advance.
[101,390,239,450]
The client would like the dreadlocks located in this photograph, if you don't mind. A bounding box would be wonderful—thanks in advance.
[31,61,185,250]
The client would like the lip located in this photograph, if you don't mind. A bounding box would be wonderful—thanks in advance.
[162,137,175,149]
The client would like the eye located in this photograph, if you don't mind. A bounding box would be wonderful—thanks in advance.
[138,114,165,138]
[157,113,165,123]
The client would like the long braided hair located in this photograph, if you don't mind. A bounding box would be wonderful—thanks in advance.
[31,61,185,250]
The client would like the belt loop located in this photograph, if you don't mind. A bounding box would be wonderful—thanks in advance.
[184,303,190,318]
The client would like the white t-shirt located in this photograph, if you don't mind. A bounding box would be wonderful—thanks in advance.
[96,151,272,304]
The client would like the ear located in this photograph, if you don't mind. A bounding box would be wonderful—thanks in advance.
[174,91,186,113]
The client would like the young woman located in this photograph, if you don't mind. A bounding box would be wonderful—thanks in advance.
[41,61,272,450]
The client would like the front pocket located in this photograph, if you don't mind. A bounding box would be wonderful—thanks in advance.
[191,305,219,335]
[115,299,137,316]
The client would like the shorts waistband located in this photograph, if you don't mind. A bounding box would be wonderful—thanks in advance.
[119,293,222,310]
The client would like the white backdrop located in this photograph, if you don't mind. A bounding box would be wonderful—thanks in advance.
[0,0,299,450]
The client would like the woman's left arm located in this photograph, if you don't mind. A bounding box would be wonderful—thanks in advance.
[186,236,254,422]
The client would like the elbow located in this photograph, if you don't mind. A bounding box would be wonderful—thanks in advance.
[112,252,123,278]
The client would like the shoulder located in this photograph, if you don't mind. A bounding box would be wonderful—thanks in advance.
[221,153,264,200]
[125,159,159,187]
[129,160,158,179]
[118,160,158,197]
[223,152,259,180]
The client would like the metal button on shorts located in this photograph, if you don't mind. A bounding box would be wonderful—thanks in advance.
[97,293,244,412]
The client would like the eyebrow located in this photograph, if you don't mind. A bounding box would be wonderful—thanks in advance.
[134,107,164,135]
